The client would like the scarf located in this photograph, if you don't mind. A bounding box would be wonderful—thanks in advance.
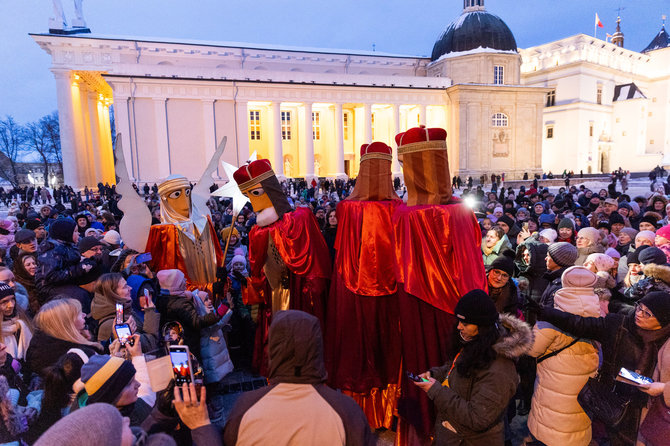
[636,323,670,376]
[1,318,31,361]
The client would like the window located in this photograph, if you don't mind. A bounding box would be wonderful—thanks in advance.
[343,112,349,140]
[546,90,556,107]
[589,123,594,137]
[546,126,554,139]
[494,65,504,85]
[281,111,291,140]
[249,110,261,140]
[371,113,376,139]
[312,112,320,140]
[597,86,603,105]
[491,113,508,127]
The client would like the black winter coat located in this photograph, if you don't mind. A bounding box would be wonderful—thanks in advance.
[25,330,102,377]
[515,239,549,304]
[34,238,98,304]
[155,292,220,358]
[539,266,569,308]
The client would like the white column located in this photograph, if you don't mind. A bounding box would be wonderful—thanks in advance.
[153,98,171,178]
[202,99,219,179]
[111,96,135,181]
[88,92,103,183]
[303,102,315,181]
[419,104,427,126]
[100,104,115,184]
[363,103,372,143]
[235,100,250,166]
[391,104,402,175]
[333,103,346,178]
[52,70,81,187]
[271,101,284,178]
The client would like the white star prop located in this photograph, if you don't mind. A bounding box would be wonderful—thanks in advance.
[211,160,249,214]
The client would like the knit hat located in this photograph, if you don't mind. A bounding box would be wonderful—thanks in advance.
[656,225,670,241]
[496,215,515,229]
[638,247,668,266]
[609,212,625,226]
[454,289,499,327]
[80,355,136,405]
[539,228,557,243]
[636,230,656,247]
[620,227,638,241]
[102,230,121,246]
[220,226,240,239]
[516,208,530,219]
[629,201,641,215]
[605,247,621,260]
[50,219,76,243]
[548,242,579,267]
[577,227,601,247]
[558,218,574,231]
[618,202,632,211]
[538,213,555,226]
[640,215,659,228]
[596,221,611,232]
[24,219,44,231]
[585,253,615,272]
[561,266,598,288]
[34,403,124,446]
[14,229,36,244]
[628,245,650,265]
[639,291,670,327]
[489,252,515,277]
[0,282,13,300]
[493,206,503,215]
[157,269,187,296]
[78,236,102,254]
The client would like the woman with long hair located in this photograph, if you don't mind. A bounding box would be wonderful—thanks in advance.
[12,253,38,316]
[414,290,532,445]
[322,209,338,263]
[25,298,102,377]
[0,282,33,362]
[91,273,159,353]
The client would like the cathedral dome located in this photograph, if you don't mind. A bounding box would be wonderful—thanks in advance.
[431,5,517,61]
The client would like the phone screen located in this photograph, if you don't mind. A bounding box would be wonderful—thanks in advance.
[169,347,193,385]
[114,324,132,346]
[135,252,152,264]
[115,303,124,325]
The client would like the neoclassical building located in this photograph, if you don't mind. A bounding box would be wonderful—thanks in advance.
[33,0,550,187]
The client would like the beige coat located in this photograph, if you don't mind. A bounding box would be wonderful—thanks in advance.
[527,280,600,446]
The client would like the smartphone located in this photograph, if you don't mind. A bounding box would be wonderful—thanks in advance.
[406,371,429,383]
[617,367,653,386]
[135,252,152,264]
[114,324,133,346]
[115,303,124,325]
[169,345,195,386]
[140,288,151,308]
[523,222,529,232]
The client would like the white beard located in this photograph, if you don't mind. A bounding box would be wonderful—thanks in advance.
[256,206,280,227]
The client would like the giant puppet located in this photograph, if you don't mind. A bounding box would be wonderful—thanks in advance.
[232,159,331,373]
[325,141,403,429]
[392,126,487,443]
[114,135,225,290]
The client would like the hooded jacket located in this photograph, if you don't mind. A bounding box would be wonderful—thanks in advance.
[515,238,549,304]
[90,294,160,353]
[219,310,375,446]
[527,267,600,446]
[426,314,533,446]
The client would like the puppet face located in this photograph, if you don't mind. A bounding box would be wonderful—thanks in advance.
[165,187,191,219]
[245,186,273,213]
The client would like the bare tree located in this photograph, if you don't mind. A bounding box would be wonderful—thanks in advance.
[0,116,24,187]
[25,119,51,187]
[42,111,62,174]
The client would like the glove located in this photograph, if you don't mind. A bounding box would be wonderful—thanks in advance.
[155,380,177,417]
[216,302,231,318]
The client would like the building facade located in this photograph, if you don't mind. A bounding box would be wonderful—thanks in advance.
[32,1,554,187]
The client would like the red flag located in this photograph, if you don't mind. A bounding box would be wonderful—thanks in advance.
[595,13,604,28]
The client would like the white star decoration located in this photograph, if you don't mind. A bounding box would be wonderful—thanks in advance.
[211,160,249,214]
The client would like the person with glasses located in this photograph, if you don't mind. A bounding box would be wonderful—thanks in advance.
[487,253,519,316]
[530,291,670,445]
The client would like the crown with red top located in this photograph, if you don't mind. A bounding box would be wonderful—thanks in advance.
[395,125,447,155]
[360,142,393,162]
[233,159,276,192]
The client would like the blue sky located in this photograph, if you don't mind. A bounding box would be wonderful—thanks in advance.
[0,0,667,123]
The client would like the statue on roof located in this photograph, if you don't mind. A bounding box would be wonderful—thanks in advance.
[49,0,88,33]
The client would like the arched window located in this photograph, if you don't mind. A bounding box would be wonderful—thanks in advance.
[492,113,508,127]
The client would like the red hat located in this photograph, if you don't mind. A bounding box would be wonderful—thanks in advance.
[233,159,275,192]
[360,142,392,162]
[395,125,447,155]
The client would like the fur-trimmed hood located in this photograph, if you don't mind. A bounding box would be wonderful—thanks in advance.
[494,313,534,360]
[643,263,670,285]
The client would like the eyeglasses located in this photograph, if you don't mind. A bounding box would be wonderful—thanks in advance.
[489,269,510,280]
[635,303,653,319]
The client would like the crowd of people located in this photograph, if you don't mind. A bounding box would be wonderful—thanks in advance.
[1,171,669,446]
[466,180,670,445]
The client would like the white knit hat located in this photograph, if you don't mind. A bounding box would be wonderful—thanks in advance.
[577,227,601,247]
[539,228,557,243]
